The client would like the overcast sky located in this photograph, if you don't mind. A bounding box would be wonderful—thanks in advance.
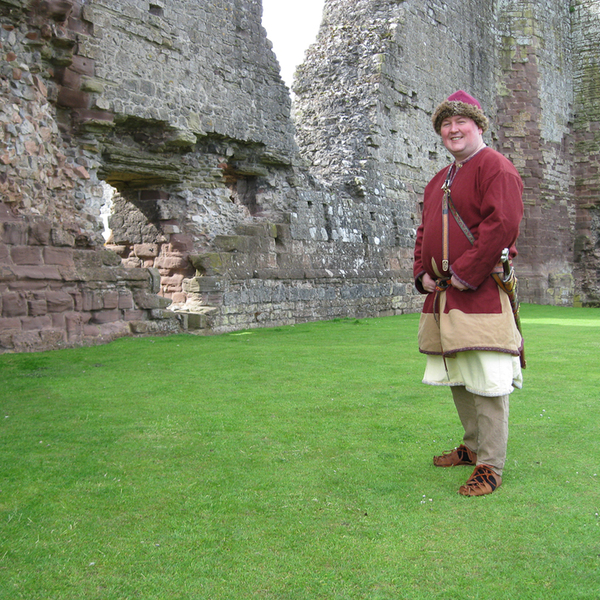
[261,0,325,89]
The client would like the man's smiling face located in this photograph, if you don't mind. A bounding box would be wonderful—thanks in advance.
[440,115,483,162]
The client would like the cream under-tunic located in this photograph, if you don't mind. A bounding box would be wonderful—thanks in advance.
[422,350,522,397]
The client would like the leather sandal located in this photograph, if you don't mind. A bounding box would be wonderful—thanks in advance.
[433,444,477,467]
[458,464,502,497]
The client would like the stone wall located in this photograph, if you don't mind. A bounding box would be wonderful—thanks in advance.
[0,0,599,353]
[572,0,600,306]
[0,0,179,352]
[496,0,575,305]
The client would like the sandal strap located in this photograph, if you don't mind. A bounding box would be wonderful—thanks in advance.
[433,444,477,467]
[459,464,502,496]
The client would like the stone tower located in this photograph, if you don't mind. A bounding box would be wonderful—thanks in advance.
[572,0,600,305]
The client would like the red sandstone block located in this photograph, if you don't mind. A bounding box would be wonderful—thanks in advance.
[168,237,194,253]
[133,243,159,258]
[154,255,189,270]
[74,165,90,179]
[171,292,186,304]
[123,309,146,321]
[2,292,27,317]
[0,317,22,331]
[46,291,74,312]
[83,324,101,337]
[65,314,80,335]
[21,316,52,331]
[28,295,48,316]
[43,247,74,266]
[11,266,62,280]
[90,309,120,324]
[81,290,103,311]
[43,0,74,21]
[30,221,52,245]
[67,16,91,35]
[118,291,134,309]
[122,257,143,269]
[102,291,119,309]
[0,244,8,262]
[70,55,95,76]
[57,87,90,109]
[51,312,66,328]
[3,221,28,245]
[7,279,50,291]
[55,66,81,89]
[65,312,89,334]
[33,75,48,97]
[11,246,43,265]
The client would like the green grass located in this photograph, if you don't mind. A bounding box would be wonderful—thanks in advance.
[1,304,599,599]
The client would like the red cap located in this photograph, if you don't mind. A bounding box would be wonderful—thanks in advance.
[432,90,488,134]
[446,90,482,110]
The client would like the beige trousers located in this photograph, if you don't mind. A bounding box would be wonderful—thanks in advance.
[451,386,509,475]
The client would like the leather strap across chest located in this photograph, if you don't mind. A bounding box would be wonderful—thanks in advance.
[440,146,487,271]
[441,181,475,272]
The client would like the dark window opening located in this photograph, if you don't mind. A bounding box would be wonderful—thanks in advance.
[228,176,259,216]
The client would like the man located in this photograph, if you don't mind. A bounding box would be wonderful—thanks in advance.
[413,90,524,497]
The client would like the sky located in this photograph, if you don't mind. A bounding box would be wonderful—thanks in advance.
[261,0,326,89]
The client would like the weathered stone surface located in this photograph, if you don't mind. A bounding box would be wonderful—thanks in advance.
[28,293,48,316]
[90,309,120,324]
[133,243,159,258]
[117,290,134,309]
[101,290,119,310]
[46,291,75,312]
[0,317,22,331]
[132,290,172,310]
[43,247,74,266]
[10,246,43,265]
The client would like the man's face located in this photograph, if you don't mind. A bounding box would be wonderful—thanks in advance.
[440,115,483,162]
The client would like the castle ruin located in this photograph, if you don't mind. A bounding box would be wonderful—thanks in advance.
[0,0,598,353]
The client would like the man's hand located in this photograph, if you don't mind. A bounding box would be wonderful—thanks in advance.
[421,273,468,293]
[421,272,437,293]
[451,275,468,291]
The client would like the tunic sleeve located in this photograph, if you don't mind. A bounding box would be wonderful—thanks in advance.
[413,222,427,294]
[450,166,524,290]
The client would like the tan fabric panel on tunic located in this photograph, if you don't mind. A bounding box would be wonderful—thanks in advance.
[418,286,522,356]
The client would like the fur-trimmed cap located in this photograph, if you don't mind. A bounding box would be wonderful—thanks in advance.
[432,90,489,134]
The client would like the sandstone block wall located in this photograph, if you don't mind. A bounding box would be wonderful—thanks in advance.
[572,0,600,306]
[0,0,180,352]
[496,0,575,305]
[0,203,178,352]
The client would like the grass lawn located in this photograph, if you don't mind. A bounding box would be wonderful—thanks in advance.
[1,303,599,599]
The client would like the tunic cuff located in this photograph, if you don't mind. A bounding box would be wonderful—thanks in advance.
[449,267,477,291]
[415,270,427,294]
